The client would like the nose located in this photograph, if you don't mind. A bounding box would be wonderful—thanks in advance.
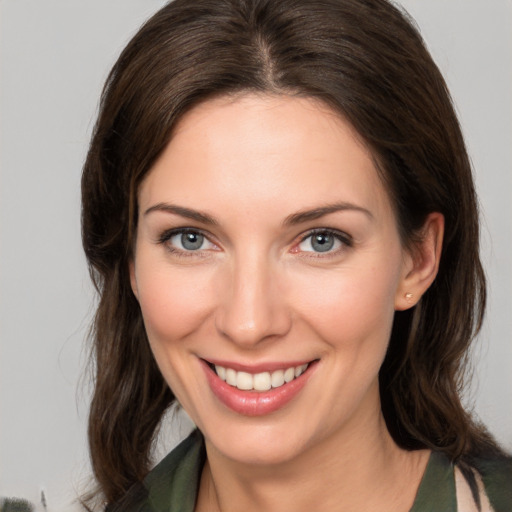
[215,252,292,347]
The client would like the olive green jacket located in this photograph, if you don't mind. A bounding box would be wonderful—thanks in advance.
[112,430,512,511]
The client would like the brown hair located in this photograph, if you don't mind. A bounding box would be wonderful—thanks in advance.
[81,0,504,505]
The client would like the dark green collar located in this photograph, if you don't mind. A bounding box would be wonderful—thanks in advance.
[145,430,205,512]
[144,432,458,512]
[409,450,456,512]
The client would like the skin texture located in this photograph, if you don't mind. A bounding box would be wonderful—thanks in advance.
[130,94,444,511]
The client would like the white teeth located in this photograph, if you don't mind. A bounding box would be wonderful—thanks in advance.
[213,363,310,391]
[271,369,285,388]
[215,365,226,381]
[226,368,237,386]
[284,367,295,383]
[236,371,253,390]
[295,364,308,378]
[254,372,272,391]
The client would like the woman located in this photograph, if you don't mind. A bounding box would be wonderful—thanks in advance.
[81,0,511,510]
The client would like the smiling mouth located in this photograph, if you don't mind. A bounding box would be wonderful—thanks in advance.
[202,359,318,415]
[206,362,312,392]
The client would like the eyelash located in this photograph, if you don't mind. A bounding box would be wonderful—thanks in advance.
[157,228,217,258]
[294,229,353,257]
[156,228,353,257]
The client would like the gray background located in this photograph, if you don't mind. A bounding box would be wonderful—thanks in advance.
[1,1,511,510]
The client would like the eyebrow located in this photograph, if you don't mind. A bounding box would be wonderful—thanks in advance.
[144,202,373,226]
[144,203,218,225]
[145,201,372,226]
[283,202,373,226]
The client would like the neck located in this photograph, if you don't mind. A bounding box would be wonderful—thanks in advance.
[196,398,430,512]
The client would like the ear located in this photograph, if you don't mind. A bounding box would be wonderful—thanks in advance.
[395,212,444,311]
[129,259,139,301]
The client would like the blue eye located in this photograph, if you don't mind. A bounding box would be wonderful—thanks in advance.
[297,231,348,253]
[163,229,216,252]
[175,231,205,250]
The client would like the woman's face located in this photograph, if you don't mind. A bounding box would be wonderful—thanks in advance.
[131,94,416,465]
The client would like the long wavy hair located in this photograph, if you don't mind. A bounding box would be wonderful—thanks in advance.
[81,0,504,505]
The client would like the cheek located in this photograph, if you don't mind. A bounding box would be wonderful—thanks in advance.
[136,264,216,343]
[290,261,400,350]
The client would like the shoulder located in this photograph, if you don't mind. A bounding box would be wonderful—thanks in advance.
[411,451,512,512]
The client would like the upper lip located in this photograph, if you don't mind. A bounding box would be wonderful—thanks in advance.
[201,358,316,374]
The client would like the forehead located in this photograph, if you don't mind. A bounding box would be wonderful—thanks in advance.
[138,94,394,224]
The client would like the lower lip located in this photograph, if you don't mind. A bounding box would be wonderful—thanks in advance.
[201,360,317,416]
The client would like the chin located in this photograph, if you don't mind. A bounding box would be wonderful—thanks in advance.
[212,434,306,466]
[200,413,321,467]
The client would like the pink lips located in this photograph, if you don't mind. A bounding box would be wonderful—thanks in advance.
[200,359,316,416]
